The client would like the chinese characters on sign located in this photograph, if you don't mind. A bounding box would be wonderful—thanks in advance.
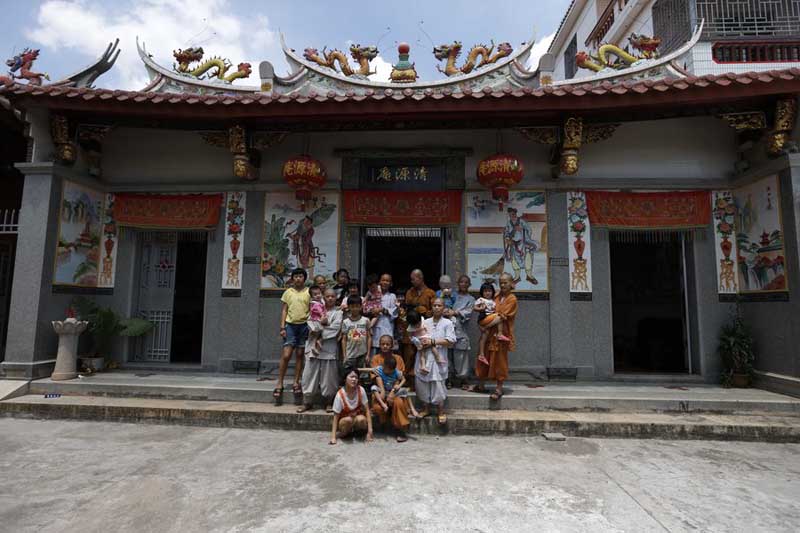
[342,191,461,225]
[371,165,429,183]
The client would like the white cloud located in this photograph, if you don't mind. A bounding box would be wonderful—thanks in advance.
[368,55,393,82]
[26,0,280,90]
[528,32,555,71]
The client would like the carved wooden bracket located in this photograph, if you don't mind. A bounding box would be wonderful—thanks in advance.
[768,98,798,157]
[718,111,767,132]
[77,125,113,178]
[50,114,77,165]
[199,127,288,181]
[516,121,618,176]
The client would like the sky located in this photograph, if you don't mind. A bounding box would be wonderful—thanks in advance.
[0,0,572,90]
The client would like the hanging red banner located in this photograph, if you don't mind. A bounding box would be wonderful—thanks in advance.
[343,191,462,225]
[585,190,711,229]
[113,193,223,229]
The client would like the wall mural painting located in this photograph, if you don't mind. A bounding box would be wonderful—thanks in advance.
[466,190,548,292]
[261,192,339,289]
[222,191,246,289]
[712,190,738,294]
[733,175,788,293]
[54,181,104,287]
[567,192,592,293]
[97,193,118,288]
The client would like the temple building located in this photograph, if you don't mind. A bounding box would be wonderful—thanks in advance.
[1,3,799,396]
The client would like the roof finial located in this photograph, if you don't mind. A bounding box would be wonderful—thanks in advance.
[390,42,418,83]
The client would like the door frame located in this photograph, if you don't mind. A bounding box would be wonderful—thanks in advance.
[358,226,446,292]
[609,231,695,375]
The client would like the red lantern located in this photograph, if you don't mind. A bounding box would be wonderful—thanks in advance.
[477,153,523,210]
[282,155,327,209]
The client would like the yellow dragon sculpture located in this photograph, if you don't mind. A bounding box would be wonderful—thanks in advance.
[433,40,513,76]
[302,44,379,77]
[575,33,662,72]
[172,47,252,82]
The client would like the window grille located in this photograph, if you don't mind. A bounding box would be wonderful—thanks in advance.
[696,0,800,39]
[712,40,800,61]
[0,210,18,234]
[653,0,693,54]
[564,35,578,79]
[365,227,441,239]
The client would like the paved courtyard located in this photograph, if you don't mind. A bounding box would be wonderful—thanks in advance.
[1,418,798,532]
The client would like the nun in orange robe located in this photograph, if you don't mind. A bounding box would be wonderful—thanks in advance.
[474,274,518,400]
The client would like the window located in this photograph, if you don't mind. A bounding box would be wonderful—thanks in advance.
[564,35,578,79]
[696,0,800,39]
[653,0,692,55]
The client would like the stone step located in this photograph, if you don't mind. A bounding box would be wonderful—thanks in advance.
[28,377,800,414]
[3,394,800,442]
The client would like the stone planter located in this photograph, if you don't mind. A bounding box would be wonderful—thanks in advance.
[80,356,106,372]
[730,373,752,388]
[51,318,89,381]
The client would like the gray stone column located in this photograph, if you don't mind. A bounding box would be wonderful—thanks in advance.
[2,163,65,379]
[546,191,576,372]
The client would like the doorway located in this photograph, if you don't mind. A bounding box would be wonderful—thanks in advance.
[170,239,206,363]
[363,227,443,292]
[610,233,689,373]
[135,232,207,364]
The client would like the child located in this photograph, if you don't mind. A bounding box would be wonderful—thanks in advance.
[371,353,404,412]
[406,309,444,376]
[307,285,326,356]
[369,334,420,419]
[474,282,510,366]
[435,275,457,325]
[340,295,372,376]
[340,281,361,318]
[362,274,383,328]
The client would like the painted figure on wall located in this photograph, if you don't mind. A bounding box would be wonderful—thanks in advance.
[733,175,787,293]
[467,191,548,292]
[262,193,339,289]
[503,207,539,285]
[289,215,324,278]
[55,181,104,287]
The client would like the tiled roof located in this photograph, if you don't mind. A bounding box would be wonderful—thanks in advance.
[2,69,798,116]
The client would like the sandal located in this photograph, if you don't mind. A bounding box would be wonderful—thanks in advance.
[437,413,447,425]
[490,389,503,401]
[272,387,284,405]
[467,384,487,394]
[396,433,408,442]
[325,404,334,413]
[292,383,303,406]
[296,404,313,413]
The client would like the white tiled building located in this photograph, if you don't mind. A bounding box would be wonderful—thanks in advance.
[547,0,800,82]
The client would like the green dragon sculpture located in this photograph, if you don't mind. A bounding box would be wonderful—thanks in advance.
[575,33,662,73]
[433,40,513,76]
[172,47,252,83]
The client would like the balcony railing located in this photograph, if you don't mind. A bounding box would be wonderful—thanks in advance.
[0,210,18,235]
[712,41,800,64]
[586,0,630,49]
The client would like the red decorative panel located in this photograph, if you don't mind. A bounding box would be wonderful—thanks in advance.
[342,191,462,226]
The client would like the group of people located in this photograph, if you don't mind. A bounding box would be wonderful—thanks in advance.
[276,266,518,443]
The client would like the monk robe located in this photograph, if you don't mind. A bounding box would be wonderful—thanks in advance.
[405,285,436,318]
[370,353,410,430]
[475,292,518,381]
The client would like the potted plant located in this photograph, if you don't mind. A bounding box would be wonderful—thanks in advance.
[72,297,154,371]
[718,310,755,388]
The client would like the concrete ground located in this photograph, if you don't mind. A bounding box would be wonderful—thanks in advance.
[1,419,798,532]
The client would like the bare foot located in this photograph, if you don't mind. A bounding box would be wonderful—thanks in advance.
[417,410,430,418]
